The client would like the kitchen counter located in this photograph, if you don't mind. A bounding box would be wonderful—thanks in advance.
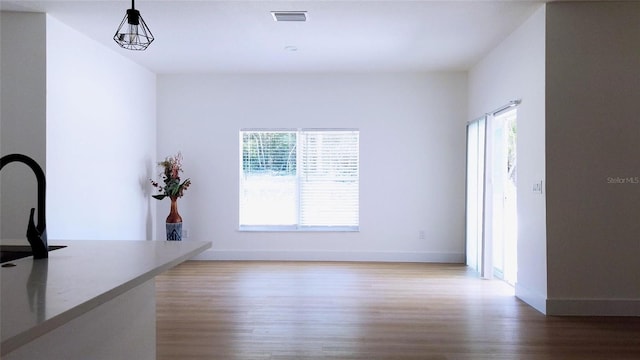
[0,239,211,359]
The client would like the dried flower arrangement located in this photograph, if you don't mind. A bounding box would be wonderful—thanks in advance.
[150,152,191,200]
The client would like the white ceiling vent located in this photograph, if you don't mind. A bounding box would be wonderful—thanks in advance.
[271,11,307,22]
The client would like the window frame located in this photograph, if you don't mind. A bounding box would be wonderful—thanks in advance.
[239,128,360,232]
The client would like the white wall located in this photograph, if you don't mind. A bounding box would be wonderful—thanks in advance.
[46,16,157,241]
[0,12,47,240]
[157,73,467,261]
[468,6,547,313]
[545,2,640,316]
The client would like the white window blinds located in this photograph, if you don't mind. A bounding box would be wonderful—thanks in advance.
[299,130,359,228]
[240,129,359,231]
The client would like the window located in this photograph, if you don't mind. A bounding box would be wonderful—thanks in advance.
[240,129,359,231]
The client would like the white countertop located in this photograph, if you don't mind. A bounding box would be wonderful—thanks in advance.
[0,239,211,355]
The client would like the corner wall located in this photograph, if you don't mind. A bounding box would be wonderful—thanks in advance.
[46,15,157,241]
[545,1,640,316]
[0,12,47,240]
[468,5,547,313]
[157,73,467,261]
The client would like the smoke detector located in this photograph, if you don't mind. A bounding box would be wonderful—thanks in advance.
[271,11,307,22]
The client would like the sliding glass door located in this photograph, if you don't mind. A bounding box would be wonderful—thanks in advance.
[466,102,519,283]
[465,117,486,275]
[490,109,518,285]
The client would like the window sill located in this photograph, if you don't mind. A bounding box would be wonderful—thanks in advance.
[239,225,359,232]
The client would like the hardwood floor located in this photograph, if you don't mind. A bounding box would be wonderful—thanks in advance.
[156,261,640,359]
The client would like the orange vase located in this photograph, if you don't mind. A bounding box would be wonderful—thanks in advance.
[166,196,183,241]
[166,196,183,223]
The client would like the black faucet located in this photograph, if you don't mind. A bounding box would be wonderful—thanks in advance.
[0,154,48,259]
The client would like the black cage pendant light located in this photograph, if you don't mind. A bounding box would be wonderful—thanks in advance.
[113,0,154,50]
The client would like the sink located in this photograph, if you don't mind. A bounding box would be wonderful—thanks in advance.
[0,245,67,264]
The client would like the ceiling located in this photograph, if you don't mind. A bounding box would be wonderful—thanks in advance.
[0,1,545,74]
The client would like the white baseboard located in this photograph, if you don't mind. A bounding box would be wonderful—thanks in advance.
[546,298,640,316]
[515,283,547,315]
[515,286,640,317]
[190,249,465,263]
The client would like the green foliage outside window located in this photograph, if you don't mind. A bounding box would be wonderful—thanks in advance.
[242,132,297,175]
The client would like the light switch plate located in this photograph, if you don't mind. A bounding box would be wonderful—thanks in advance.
[533,181,543,194]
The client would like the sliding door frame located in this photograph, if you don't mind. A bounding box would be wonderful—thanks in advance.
[465,115,488,276]
[465,100,521,279]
